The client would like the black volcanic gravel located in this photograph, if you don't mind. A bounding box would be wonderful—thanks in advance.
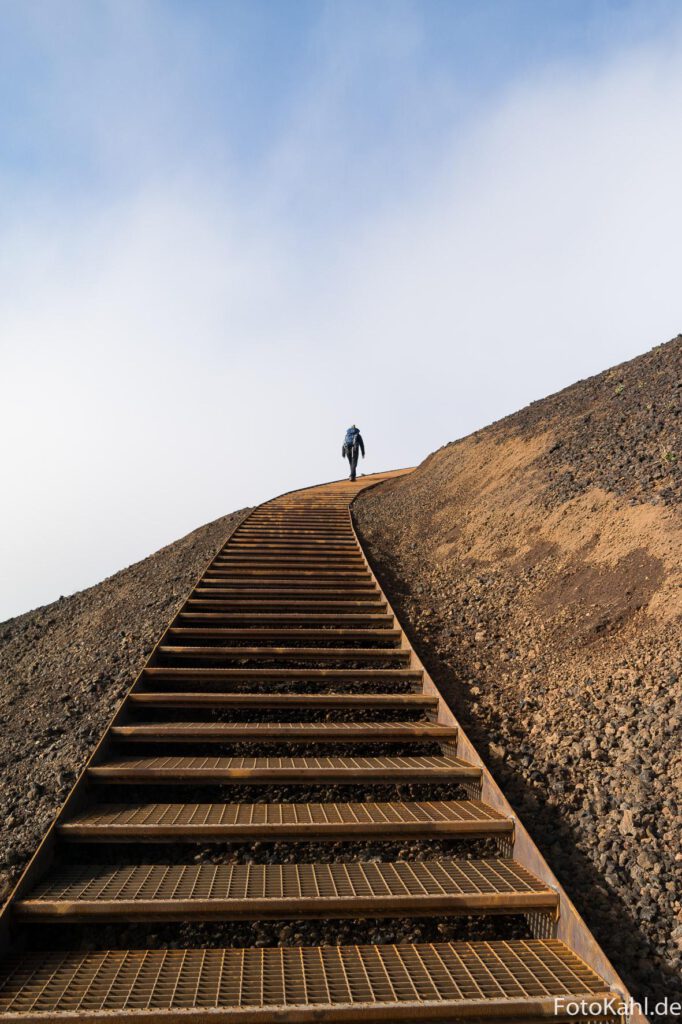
[28,913,533,953]
[488,335,682,509]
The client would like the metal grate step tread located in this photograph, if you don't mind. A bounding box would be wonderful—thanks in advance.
[89,752,478,783]
[199,576,376,584]
[143,668,423,680]
[204,568,370,577]
[233,534,354,540]
[192,586,380,595]
[0,941,616,1021]
[16,859,558,921]
[231,544,355,551]
[127,693,436,708]
[213,555,365,563]
[59,800,512,840]
[110,720,457,743]
[157,646,411,661]
[166,628,402,641]
[195,591,378,600]
[186,595,386,604]
[176,613,393,622]
[184,605,388,616]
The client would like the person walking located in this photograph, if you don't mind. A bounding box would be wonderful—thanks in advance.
[342,424,365,481]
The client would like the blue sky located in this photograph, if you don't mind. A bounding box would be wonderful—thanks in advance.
[2,3,679,204]
[2,0,682,619]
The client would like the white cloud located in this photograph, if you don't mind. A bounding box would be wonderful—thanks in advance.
[2,22,682,619]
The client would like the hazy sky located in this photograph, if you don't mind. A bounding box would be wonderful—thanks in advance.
[2,0,682,621]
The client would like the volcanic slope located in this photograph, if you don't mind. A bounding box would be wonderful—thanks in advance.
[0,507,249,904]
[354,336,682,1013]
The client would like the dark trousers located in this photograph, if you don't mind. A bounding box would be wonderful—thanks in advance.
[345,445,359,480]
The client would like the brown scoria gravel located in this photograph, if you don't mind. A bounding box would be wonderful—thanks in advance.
[353,336,682,1017]
[0,507,249,904]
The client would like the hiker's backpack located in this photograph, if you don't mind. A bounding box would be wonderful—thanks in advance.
[344,427,359,447]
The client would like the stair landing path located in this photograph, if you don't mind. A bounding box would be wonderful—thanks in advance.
[0,470,638,1022]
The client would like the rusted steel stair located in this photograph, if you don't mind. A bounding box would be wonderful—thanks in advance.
[0,471,636,1022]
